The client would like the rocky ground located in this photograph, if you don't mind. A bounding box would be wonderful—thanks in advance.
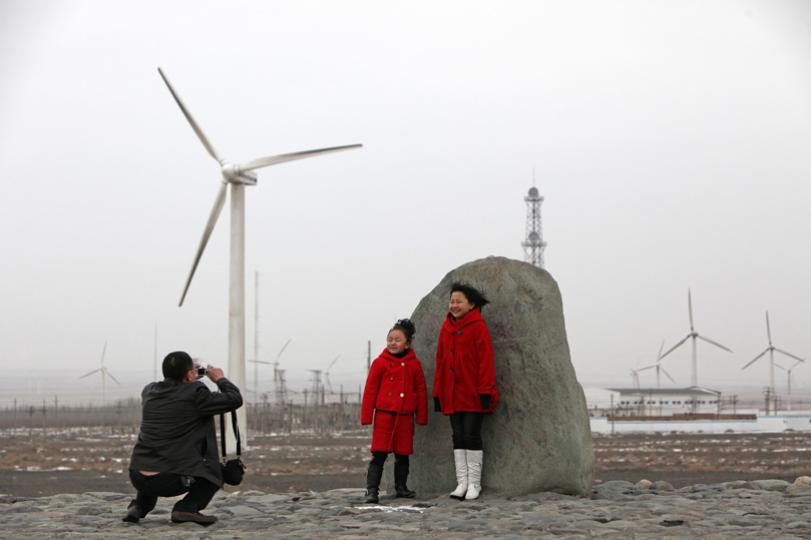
[4,428,811,496]
[4,478,811,539]
[4,428,811,537]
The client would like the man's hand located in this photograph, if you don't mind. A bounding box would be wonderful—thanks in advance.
[205,365,225,383]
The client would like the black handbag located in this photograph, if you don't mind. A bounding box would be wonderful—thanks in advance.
[219,410,246,485]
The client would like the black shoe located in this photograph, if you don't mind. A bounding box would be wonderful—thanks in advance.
[170,510,218,526]
[364,488,380,504]
[394,485,416,498]
[122,505,142,523]
[394,457,415,498]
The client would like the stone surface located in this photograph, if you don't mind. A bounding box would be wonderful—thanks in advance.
[400,256,593,497]
[4,482,811,539]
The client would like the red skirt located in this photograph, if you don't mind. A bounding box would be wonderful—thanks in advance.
[370,410,415,455]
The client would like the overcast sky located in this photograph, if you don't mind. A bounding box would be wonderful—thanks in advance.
[1,0,810,405]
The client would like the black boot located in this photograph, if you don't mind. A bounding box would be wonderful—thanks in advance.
[394,457,416,498]
[364,461,383,503]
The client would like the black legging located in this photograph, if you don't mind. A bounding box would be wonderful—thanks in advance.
[449,412,484,450]
[370,452,408,466]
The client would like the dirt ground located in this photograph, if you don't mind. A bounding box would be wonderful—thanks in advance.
[1,428,809,497]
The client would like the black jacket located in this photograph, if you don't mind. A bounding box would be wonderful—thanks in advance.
[129,377,243,487]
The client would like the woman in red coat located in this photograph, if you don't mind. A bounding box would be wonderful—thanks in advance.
[432,283,498,501]
[361,319,428,503]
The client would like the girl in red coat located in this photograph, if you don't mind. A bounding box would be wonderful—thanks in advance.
[433,283,498,500]
[361,319,428,503]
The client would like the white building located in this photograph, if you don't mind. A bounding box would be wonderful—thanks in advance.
[606,386,722,416]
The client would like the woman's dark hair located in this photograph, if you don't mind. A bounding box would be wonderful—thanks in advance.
[450,282,490,310]
[390,318,416,342]
[162,351,193,382]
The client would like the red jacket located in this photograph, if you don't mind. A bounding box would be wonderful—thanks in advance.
[361,349,428,425]
[433,309,499,414]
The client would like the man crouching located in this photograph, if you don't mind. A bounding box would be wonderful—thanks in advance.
[123,351,243,526]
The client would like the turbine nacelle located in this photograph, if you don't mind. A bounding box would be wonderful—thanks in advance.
[221,163,258,185]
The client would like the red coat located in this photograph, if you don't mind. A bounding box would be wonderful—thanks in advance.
[433,309,499,414]
[361,349,428,426]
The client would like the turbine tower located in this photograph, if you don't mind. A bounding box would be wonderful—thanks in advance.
[521,174,547,269]
[158,68,361,450]
[742,311,804,414]
[79,341,120,405]
[659,289,732,393]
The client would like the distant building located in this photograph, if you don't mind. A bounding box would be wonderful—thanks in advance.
[606,386,722,416]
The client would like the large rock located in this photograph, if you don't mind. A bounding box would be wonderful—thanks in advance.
[384,256,593,497]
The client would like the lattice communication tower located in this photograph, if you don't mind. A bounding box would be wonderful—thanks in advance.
[522,186,547,268]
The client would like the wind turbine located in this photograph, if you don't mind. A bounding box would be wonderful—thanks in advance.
[79,341,120,405]
[775,360,805,411]
[249,338,292,400]
[324,355,340,394]
[659,289,732,389]
[629,367,641,389]
[158,67,361,449]
[637,341,676,388]
[742,311,804,414]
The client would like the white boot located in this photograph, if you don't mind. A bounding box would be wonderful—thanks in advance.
[449,449,468,499]
[464,449,483,500]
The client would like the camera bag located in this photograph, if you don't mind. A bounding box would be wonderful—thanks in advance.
[219,410,246,485]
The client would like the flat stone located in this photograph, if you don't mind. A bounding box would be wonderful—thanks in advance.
[222,504,265,517]
[750,479,789,492]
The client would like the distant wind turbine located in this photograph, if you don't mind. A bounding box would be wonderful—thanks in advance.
[659,289,732,388]
[157,67,361,449]
[637,340,676,388]
[742,311,804,413]
[249,338,292,399]
[630,367,641,389]
[79,341,120,405]
[324,355,340,394]
[775,360,805,411]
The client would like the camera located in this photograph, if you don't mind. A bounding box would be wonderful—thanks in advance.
[196,366,207,377]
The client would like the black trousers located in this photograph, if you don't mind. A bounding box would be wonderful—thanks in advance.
[449,412,484,450]
[128,470,219,514]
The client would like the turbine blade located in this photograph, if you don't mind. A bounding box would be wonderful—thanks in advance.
[661,367,677,384]
[657,339,665,360]
[765,311,772,345]
[774,363,787,372]
[326,355,340,372]
[774,348,805,363]
[100,341,107,364]
[637,364,656,372]
[742,348,769,370]
[696,334,732,352]
[157,68,222,163]
[659,335,690,360]
[688,289,694,330]
[179,181,228,306]
[79,369,101,379]
[276,338,293,361]
[249,360,273,365]
[107,372,121,385]
[241,144,362,172]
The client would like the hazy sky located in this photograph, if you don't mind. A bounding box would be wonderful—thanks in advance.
[1,0,810,404]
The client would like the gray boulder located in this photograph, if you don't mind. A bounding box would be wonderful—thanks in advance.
[385,256,593,497]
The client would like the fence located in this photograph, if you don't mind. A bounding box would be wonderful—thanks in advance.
[0,396,364,435]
